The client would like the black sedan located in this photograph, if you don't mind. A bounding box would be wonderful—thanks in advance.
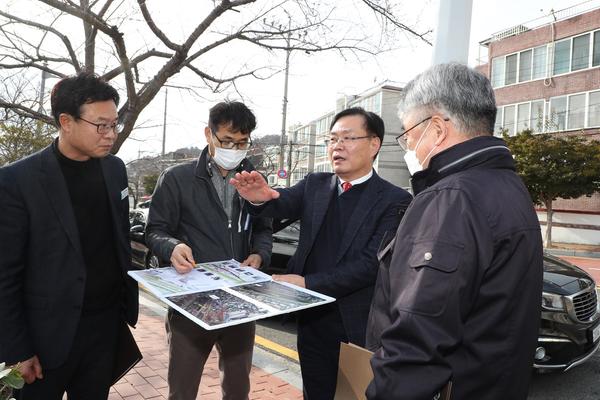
[536,253,600,371]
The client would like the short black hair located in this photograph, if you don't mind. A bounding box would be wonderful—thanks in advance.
[50,72,120,127]
[209,101,257,135]
[330,107,385,143]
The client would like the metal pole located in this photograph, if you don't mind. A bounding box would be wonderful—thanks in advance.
[279,18,292,177]
[286,138,293,187]
[36,66,48,135]
[431,0,473,65]
[162,87,168,156]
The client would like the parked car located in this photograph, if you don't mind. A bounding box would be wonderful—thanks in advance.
[536,253,600,371]
[268,222,600,372]
[128,208,162,269]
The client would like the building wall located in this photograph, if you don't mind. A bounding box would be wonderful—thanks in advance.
[481,8,600,110]
[480,7,600,221]
[289,123,316,186]
[493,69,600,106]
[538,210,600,245]
[488,9,600,58]
[313,112,334,175]
[375,89,411,189]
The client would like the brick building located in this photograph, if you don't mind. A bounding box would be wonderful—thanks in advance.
[477,4,600,245]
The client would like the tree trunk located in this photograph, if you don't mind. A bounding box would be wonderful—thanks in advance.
[544,198,553,248]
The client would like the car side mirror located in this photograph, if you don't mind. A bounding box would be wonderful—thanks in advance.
[130,224,144,233]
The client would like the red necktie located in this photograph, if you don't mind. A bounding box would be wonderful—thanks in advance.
[341,182,352,192]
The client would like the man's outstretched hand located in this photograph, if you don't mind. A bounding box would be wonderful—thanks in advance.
[230,171,280,204]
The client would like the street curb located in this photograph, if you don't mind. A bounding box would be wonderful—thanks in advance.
[546,248,600,259]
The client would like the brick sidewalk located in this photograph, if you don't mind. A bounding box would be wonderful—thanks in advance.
[109,305,302,400]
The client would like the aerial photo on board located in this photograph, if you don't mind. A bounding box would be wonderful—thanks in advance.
[166,288,270,327]
[231,281,328,311]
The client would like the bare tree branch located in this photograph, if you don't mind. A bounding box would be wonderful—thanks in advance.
[361,0,432,46]
[101,49,172,81]
[136,0,181,51]
[185,64,276,92]
[0,99,54,125]
[1,0,431,155]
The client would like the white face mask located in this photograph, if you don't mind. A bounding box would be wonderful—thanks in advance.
[403,150,423,176]
[403,121,438,175]
[211,135,248,170]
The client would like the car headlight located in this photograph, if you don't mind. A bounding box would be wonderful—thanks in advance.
[542,292,565,311]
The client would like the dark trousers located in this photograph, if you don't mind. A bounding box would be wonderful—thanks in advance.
[166,308,255,400]
[16,306,121,400]
[297,306,348,400]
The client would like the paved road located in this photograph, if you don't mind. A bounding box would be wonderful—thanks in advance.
[528,351,600,399]
[256,315,298,352]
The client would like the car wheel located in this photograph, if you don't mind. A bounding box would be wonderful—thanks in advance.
[146,253,160,269]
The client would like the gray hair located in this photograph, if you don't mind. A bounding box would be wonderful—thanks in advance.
[398,63,497,136]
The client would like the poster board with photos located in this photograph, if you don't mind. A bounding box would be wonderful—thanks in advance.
[128,260,335,330]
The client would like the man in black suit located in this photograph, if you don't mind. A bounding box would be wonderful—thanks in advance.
[231,107,412,399]
[0,73,139,399]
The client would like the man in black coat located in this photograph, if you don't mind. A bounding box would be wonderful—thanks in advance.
[231,107,412,399]
[366,63,543,400]
[0,73,139,400]
[146,101,272,400]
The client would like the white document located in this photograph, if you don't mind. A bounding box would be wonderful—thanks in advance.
[128,259,335,330]
[128,259,270,297]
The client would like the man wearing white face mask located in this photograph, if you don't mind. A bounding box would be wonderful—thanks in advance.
[366,63,543,400]
[146,101,272,400]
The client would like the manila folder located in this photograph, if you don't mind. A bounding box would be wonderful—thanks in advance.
[334,342,373,400]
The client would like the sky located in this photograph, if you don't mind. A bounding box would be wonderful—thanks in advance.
[117,0,589,162]
[3,0,594,161]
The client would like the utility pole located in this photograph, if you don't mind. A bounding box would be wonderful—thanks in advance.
[286,137,293,187]
[162,87,168,157]
[279,17,292,185]
[36,65,48,135]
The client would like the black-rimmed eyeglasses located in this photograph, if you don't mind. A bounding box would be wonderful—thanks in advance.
[78,117,122,135]
[212,132,252,150]
[324,135,374,146]
[395,116,449,149]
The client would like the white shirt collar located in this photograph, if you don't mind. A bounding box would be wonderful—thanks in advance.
[337,169,373,194]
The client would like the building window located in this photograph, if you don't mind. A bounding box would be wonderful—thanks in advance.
[532,45,547,80]
[502,90,600,133]
[530,100,545,132]
[518,49,532,82]
[549,96,567,131]
[553,39,571,75]
[567,93,586,129]
[373,93,382,115]
[587,91,600,127]
[491,29,600,88]
[505,54,518,85]
[315,142,327,157]
[571,33,590,71]
[503,105,516,135]
[516,103,531,132]
[494,107,504,135]
[593,31,600,67]
[491,57,505,88]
